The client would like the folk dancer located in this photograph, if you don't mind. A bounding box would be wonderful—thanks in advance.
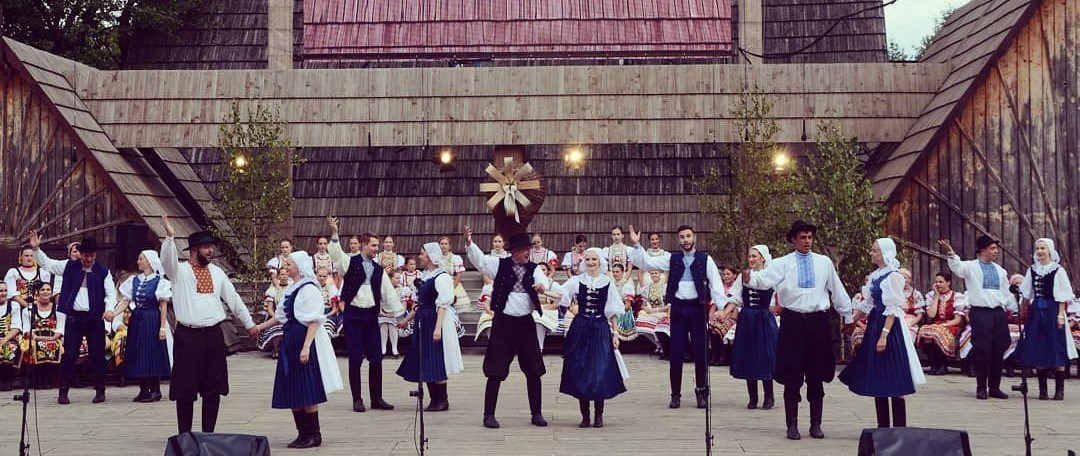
[160,216,259,434]
[742,221,853,440]
[1015,238,1076,400]
[726,245,779,410]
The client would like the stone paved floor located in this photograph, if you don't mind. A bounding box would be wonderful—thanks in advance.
[1,350,1077,455]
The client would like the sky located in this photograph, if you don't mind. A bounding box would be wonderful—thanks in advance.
[884,0,969,57]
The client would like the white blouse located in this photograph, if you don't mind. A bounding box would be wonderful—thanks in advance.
[119,273,173,303]
[275,280,328,326]
[1020,265,1076,303]
[858,268,907,318]
[558,273,626,319]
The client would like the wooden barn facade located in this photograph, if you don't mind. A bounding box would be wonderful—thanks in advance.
[0,0,1077,291]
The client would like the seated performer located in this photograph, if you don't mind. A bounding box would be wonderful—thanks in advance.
[918,272,966,375]
[0,282,23,391]
[257,270,291,358]
[25,283,64,389]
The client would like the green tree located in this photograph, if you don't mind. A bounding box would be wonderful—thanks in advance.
[887,40,911,61]
[0,0,200,68]
[213,100,301,304]
[796,120,886,292]
[695,89,802,265]
[914,5,959,59]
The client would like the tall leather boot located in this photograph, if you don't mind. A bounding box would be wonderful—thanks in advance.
[1053,370,1065,401]
[350,365,365,412]
[808,400,825,438]
[593,400,605,428]
[874,397,890,428]
[1037,369,1050,400]
[746,380,759,409]
[369,362,394,410]
[293,411,322,449]
[578,399,591,428]
[762,380,775,410]
[891,397,906,427]
[286,411,305,448]
[784,399,801,440]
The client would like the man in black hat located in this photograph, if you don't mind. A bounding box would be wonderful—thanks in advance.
[464,227,550,429]
[29,231,117,404]
[939,235,1014,400]
[628,224,726,410]
[160,216,259,434]
[742,220,853,440]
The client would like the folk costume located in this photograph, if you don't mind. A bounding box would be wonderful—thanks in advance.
[116,251,173,402]
[946,235,1016,400]
[839,239,925,428]
[271,251,344,449]
[1016,238,1077,400]
[34,238,117,404]
[466,234,551,429]
[918,290,966,374]
[745,221,853,440]
[726,245,779,410]
[327,235,402,412]
[4,263,52,308]
[558,255,628,428]
[630,237,726,410]
[24,302,63,388]
[0,300,23,390]
[162,231,257,434]
[396,243,461,412]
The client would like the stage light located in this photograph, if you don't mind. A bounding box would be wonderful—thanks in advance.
[773,150,790,172]
[564,146,586,170]
[232,153,248,172]
[437,148,456,172]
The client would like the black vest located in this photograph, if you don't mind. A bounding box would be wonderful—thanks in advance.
[490,258,541,315]
[340,256,383,306]
[1031,267,1058,300]
[58,260,110,315]
[666,251,710,305]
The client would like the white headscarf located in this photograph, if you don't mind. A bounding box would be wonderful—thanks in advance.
[876,238,901,272]
[584,247,607,273]
[422,242,444,268]
[750,244,772,267]
[1032,238,1061,275]
[140,249,162,275]
[284,250,317,295]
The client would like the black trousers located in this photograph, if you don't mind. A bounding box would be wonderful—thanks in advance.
[483,313,545,381]
[170,323,229,401]
[968,307,1010,391]
[668,299,708,395]
[59,311,106,390]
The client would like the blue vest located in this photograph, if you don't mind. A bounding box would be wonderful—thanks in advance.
[58,260,110,315]
[340,256,383,306]
[665,251,709,305]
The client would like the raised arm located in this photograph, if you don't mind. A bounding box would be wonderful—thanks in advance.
[160,217,181,280]
[746,258,784,290]
[326,216,352,272]
[465,239,499,279]
[628,245,670,272]
[29,230,67,276]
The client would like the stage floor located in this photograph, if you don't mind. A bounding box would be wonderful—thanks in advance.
[2,350,1075,455]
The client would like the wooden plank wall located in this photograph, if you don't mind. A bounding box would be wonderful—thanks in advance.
[0,60,135,265]
[762,0,888,63]
[887,0,1079,290]
[180,144,731,263]
[76,63,947,148]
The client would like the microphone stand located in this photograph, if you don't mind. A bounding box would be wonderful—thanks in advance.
[1009,290,1033,456]
[408,291,428,455]
[704,305,714,456]
[15,355,33,456]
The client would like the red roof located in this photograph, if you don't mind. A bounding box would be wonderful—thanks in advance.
[303,0,733,60]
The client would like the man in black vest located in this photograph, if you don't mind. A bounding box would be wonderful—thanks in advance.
[29,231,117,404]
[629,225,725,409]
[464,227,549,429]
[327,217,402,412]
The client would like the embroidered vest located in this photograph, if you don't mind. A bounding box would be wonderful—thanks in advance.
[665,251,709,305]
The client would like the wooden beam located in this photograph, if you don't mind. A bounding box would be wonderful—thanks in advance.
[910,176,1025,266]
[16,158,86,236]
[41,218,134,245]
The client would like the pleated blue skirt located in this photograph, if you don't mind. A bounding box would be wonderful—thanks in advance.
[272,321,328,409]
[396,306,447,383]
[839,308,915,397]
[560,314,626,401]
[730,307,778,381]
[1017,297,1070,368]
[122,308,171,378]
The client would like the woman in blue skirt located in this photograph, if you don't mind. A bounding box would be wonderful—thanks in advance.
[396,242,456,411]
[558,248,627,428]
[117,250,172,402]
[839,238,925,428]
[726,245,778,410]
[1016,238,1076,400]
[256,251,343,449]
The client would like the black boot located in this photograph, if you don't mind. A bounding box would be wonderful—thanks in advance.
[891,397,906,427]
[350,365,365,412]
[527,375,547,427]
[695,387,708,409]
[746,381,759,409]
[762,381,775,410]
[201,394,221,433]
[483,379,501,429]
[1053,370,1065,401]
[808,400,825,438]
[92,388,106,404]
[425,383,449,412]
[578,399,591,428]
[369,362,395,410]
[133,379,150,402]
[293,412,322,449]
[592,400,604,428]
[784,399,800,440]
[874,398,890,428]
[286,411,305,448]
[669,394,681,409]
[148,378,163,402]
[1037,369,1050,400]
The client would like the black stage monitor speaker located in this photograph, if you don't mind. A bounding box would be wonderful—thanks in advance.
[857,427,972,456]
[164,432,271,456]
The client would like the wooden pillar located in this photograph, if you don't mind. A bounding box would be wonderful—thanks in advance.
[739,0,763,64]
[267,0,293,70]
